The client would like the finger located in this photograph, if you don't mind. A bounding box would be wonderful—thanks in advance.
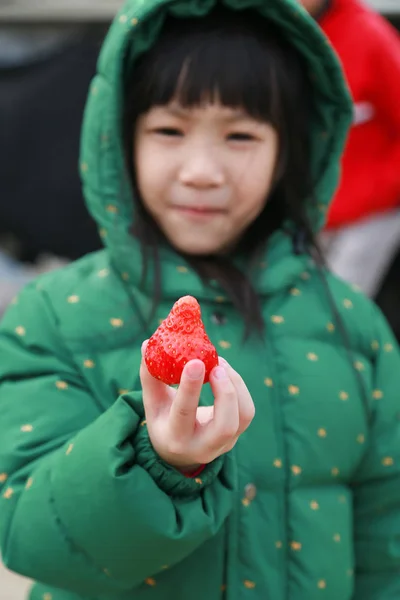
[219,358,255,434]
[206,364,239,447]
[196,405,214,427]
[140,341,171,418]
[168,359,205,442]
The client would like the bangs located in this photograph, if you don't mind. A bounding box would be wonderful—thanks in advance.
[127,8,303,126]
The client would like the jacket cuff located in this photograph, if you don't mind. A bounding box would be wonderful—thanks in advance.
[133,421,224,497]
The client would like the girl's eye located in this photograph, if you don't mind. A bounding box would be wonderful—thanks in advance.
[227,132,256,142]
[154,127,183,137]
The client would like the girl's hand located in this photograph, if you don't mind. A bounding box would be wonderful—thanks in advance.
[140,341,255,472]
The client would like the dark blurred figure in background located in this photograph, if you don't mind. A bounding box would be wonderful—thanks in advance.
[0,24,103,312]
[301,0,400,300]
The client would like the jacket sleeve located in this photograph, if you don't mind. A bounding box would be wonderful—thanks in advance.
[0,284,235,596]
[352,306,400,599]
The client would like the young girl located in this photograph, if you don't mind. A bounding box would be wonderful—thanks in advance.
[1,0,399,599]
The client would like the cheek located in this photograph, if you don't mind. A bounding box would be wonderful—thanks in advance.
[233,149,277,215]
[135,144,164,203]
[135,142,152,185]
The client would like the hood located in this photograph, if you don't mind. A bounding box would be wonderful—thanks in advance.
[79,0,352,297]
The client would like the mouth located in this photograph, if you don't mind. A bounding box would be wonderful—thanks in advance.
[172,205,226,219]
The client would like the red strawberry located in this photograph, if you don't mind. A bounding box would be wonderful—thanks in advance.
[145,295,218,385]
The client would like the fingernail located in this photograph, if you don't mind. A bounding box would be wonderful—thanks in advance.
[186,361,204,380]
[213,366,227,380]
[141,340,149,355]
[219,357,229,367]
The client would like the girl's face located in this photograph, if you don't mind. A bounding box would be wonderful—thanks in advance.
[134,101,278,255]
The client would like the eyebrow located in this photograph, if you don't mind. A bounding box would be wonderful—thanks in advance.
[164,105,252,122]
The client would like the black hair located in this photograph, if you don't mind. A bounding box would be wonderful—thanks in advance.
[123,6,319,338]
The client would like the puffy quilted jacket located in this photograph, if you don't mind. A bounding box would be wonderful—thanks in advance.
[1,0,400,599]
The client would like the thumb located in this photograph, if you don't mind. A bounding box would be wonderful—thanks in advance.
[168,360,205,441]
[140,340,171,418]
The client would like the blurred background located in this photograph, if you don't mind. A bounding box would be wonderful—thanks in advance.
[0,0,399,598]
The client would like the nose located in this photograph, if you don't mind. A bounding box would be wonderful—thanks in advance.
[179,141,225,188]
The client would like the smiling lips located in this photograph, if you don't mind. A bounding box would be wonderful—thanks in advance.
[173,205,226,219]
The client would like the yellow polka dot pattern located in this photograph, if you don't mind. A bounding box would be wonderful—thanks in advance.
[219,341,231,349]
[66,444,74,456]
[21,424,33,432]
[110,318,124,328]
[84,360,95,369]
[291,541,302,551]
[56,381,68,390]
[354,361,365,372]
[271,315,284,324]
[3,488,13,499]
[288,385,299,396]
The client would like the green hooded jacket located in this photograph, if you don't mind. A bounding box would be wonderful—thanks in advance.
[1,0,400,599]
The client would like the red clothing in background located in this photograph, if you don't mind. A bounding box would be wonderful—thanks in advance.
[320,0,400,229]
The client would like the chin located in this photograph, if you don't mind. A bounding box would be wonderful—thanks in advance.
[173,241,224,257]
[180,246,220,256]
